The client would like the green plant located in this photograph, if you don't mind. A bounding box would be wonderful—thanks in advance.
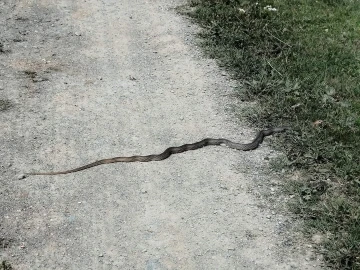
[0,261,13,270]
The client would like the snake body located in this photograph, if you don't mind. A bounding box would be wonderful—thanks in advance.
[26,127,288,176]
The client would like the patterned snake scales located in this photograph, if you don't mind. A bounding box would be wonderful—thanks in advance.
[26,127,289,176]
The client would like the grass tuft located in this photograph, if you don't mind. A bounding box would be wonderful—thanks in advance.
[180,0,360,269]
[0,99,12,111]
[0,261,12,270]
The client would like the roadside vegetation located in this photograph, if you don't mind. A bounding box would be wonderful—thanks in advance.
[180,0,360,269]
[0,261,12,270]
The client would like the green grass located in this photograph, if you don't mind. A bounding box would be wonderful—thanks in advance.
[0,261,12,270]
[180,0,360,269]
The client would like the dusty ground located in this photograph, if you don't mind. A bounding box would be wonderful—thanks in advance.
[0,0,324,269]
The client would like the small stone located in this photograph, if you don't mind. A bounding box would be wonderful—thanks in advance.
[18,174,26,180]
[99,254,103,257]
[220,184,228,190]
[74,32,81,36]
[32,77,49,83]
[311,234,323,244]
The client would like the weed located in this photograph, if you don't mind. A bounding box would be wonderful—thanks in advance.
[0,99,12,111]
[0,261,12,270]
[23,70,37,79]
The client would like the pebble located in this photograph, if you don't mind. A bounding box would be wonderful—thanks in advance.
[311,234,323,244]
[219,184,226,189]
[17,174,26,180]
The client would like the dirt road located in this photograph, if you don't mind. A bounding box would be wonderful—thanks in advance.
[1,0,323,269]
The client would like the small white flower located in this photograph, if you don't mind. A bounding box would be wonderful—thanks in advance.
[264,5,278,12]
[238,8,246,13]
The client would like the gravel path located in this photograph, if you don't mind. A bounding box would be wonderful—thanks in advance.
[0,0,323,269]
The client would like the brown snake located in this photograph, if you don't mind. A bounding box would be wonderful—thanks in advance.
[26,127,289,176]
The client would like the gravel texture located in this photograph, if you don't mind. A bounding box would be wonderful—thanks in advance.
[0,0,324,269]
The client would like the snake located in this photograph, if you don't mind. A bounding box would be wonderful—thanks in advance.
[26,127,289,176]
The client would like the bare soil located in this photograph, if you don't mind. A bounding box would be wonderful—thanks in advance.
[0,0,324,269]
